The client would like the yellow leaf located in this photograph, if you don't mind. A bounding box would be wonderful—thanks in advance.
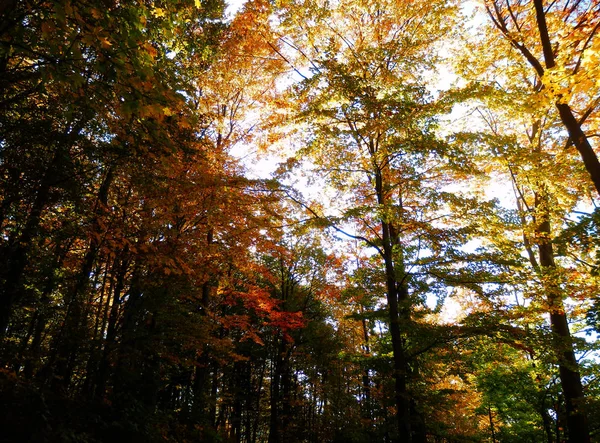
[194,0,201,8]
[99,37,112,48]
[152,7,166,17]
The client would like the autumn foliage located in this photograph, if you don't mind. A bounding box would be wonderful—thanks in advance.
[1,1,600,442]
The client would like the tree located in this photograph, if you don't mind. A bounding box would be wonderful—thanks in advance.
[0,0,219,339]
[454,18,597,437]
[3,0,600,441]
[483,0,600,197]
[269,0,518,439]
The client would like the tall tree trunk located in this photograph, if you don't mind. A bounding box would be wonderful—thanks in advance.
[95,252,129,399]
[281,346,292,441]
[252,356,266,443]
[511,116,591,443]
[489,406,497,443]
[51,167,114,389]
[382,244,411,443]
[530,0,600,197]
[535,193,590,443]
[230,361,244,443]
[81,260,110,396]
[268,337,284,443]
[375,164,412,443]
[0,152,59,337]
[540,397,554,443]
[193,277,213,425]
[111,259,151,410]
[361,311,372,421]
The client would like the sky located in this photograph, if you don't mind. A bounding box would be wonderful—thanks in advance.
[226,0,247,17]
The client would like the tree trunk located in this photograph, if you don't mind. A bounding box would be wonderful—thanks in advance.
[555,103,600,196]
[113,262,143,401]
[489,406,497,443]
[361,312,372,421]
[382,252,411,443]
[375,164,412,443]
[51,167,114,389]
[0,153,57,337]
[193,278,214,425]
[536,202,590,443]
[529,0,600,197]
[269,337,284,443]
[95,253,129,399]
[230,361,244,443]
[252,356,266,443]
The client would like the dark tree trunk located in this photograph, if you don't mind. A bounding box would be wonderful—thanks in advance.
[375,165,412,443]
[382,246,411,443]
[51,167,114,389]
[0,154,57,337]
[95,253,129,399]
[536,205,590,443]
[113,262,144,401]
[530,0,600,197]
[230,361,244,443]
[555,103,600,196]
[15,239,70,377]
[252,356,266,443]
[489,406,497,443]
[268,337,284,443]
[361,313,372,421]
[192,278,213,424]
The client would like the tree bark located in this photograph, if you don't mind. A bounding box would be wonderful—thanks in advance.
[361,311,372,421]
[535,202,590,443]
[268,337,284,443]
[375,165,412,443]
[490,0,600,197]
[0,153,57,337]
[51,167,114,388]
[95,253,129,399]
[555,103,600,196]
[530,0,600,197]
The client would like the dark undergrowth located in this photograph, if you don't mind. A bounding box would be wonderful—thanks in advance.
[0,370,207,443]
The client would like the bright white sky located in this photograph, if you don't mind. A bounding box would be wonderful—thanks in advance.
[226,0,246,17]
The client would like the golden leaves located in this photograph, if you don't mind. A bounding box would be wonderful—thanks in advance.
[99,36,112,48]
[152,7,167,18]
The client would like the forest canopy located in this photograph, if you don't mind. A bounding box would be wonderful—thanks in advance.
[1,0,600,442]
